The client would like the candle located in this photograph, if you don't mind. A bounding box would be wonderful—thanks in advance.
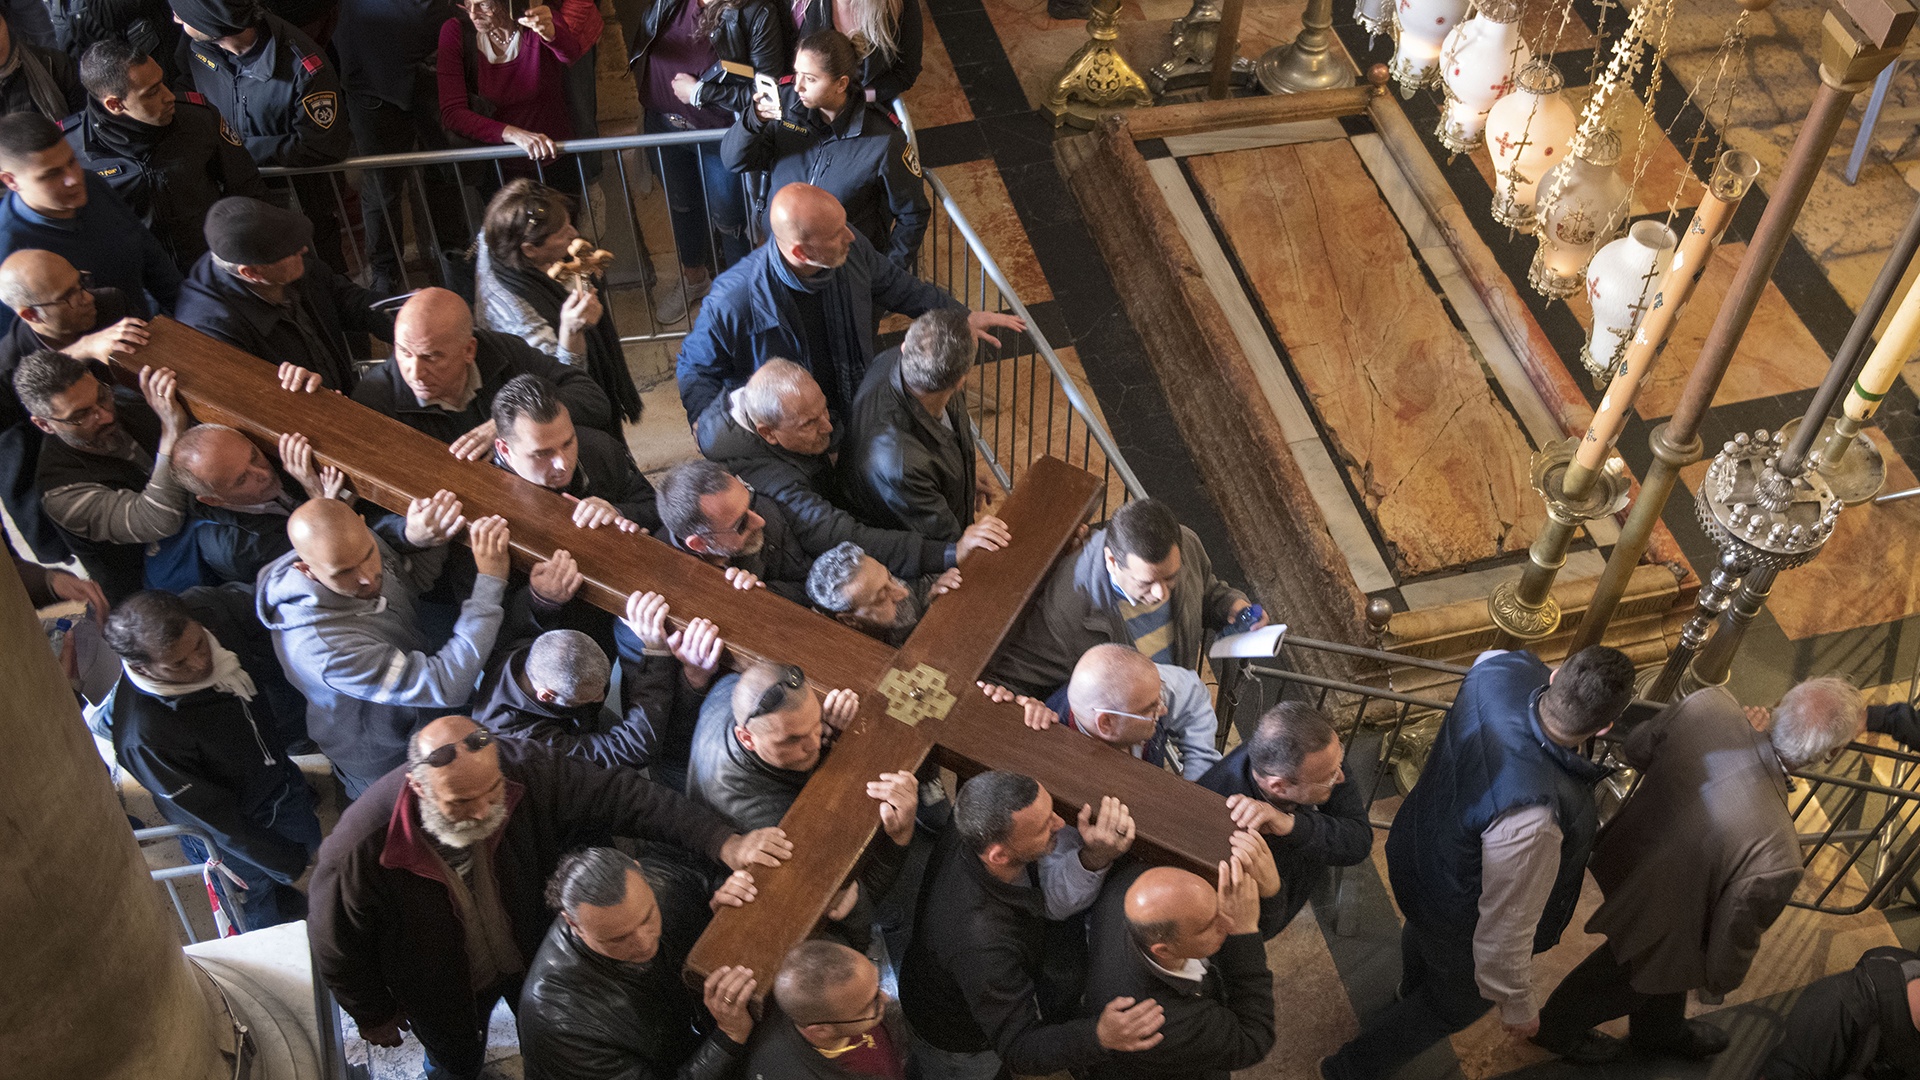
[1842,275,1920,423]
[1566,149,1761,496]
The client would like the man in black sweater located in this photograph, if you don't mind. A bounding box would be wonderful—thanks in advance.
[351,287,613,457]
[104,589,321,929]
[1198,701,1372,938]
[898,769,1161,1079]
[1761,945,1920,1080]
[1081,845,1278,1080]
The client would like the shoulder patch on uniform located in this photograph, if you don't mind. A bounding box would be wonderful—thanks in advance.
[217,115,242,146]
[195,51,218,70]
[185,90,208,105]
[95,166,121,177]
[300,52,323,74]
[301,91,338,130]
[902,142,922,179]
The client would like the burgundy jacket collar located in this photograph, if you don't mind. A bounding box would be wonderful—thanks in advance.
[377,777,527,885]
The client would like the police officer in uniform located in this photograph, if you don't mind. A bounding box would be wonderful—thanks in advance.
[720,28,927,272]
[171,0,351,274]
[67,37,265,272]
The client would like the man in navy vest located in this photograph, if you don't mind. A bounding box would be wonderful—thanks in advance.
[1320,645,1636,1080]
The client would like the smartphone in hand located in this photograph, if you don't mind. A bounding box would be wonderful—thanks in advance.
[753,72,779,117]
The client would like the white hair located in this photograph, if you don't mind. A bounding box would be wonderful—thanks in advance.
[1770,676,1865,769]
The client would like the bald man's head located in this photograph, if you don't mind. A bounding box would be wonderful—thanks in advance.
[174,424,285,507]
[393,288,479,406]
[407,716,508,847]
[1066,644,1164,750]
[0,249,98,337]
[289,497,383,599]
[1125,866,1230,966]
[768,183,854,274]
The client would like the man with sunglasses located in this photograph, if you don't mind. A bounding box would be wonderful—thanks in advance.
[1024,643,1222,782]
[1198,701,1370,940]
[687,660,911,945]
[311,715,790,1080]
[1532,677,1869,1066]
[17,347,192,600]
[748,938,909,1078]
[655,457,821,602]
[0,247,149,562]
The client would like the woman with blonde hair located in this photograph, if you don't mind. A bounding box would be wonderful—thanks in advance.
[792,0,921,105]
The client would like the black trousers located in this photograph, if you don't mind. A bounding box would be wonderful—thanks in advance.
[1325,923,1492,1080]
[346,85,471,290]
[1536,942,1690,1046]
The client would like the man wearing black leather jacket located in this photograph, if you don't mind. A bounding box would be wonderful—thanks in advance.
[519,846,761,1080]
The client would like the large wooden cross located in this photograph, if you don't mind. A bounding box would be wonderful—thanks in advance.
[132,318,1236,986]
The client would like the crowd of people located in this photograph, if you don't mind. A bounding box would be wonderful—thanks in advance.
[2,0,1916,1078]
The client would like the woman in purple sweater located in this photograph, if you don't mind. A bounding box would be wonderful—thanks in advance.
[438,0,601,167]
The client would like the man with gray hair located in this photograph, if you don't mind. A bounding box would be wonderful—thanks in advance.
[841,308,987,543]
[1023,643,1222,781]
[806,539,963,647]
[697,357,1008,581]
[473,604,720,776]
[1534,677,1868,1064]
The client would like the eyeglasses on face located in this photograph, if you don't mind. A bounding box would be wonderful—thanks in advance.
[749,665,806,720]
[34,270,92,311]
[41,379,112,427]
[811,988,886,1027]
[422,728,494,768]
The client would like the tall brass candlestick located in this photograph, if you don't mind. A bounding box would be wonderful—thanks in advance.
[1486,150,1756,644]
[1570,0,1911,655]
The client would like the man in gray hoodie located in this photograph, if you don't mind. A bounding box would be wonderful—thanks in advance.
[256,490,512,798]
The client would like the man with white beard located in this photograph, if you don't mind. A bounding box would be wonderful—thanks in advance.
[308,715,798,1080]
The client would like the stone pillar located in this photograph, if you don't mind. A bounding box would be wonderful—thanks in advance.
[0,562,228,1080]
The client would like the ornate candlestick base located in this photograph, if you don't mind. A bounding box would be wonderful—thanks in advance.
[1488,438,1633,643]
[1644,428,1840,701]
[1256,0,1355,94]
[1150,0,1257,94]
[1780,415,1887,506]
[1046,0,1153,128]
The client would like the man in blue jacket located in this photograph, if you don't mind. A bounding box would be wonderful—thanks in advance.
[675,182,1022,430]
[0,110,181,328]
[1322,645,1636,1080]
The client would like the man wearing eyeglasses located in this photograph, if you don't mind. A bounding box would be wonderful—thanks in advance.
[655,457,821,602]
[1197,701,1371,940]
[748,938,909,1078]
[17,347,192,600]
[0,247,150,562]
[311,715,791,1080]
[1023,643,1222,782]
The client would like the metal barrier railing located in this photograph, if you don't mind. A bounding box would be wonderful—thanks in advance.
[261,107,1146,508]
[1216,635,1920,915]
[136,822,244,942]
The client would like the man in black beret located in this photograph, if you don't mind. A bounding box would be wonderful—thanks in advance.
[174,196,392,393]
[171,0,351,274]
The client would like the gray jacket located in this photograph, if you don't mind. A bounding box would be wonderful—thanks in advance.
[838,346,976,543]
[987,525,1247,696]
[254,535,504,784]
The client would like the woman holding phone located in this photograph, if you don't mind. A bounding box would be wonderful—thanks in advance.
[720,29,928,271]
[626,0,787,323]
[438,0,601,188]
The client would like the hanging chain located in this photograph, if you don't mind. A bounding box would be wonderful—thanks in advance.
[1668,10,1751,223]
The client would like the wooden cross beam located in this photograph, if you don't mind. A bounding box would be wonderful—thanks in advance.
[132,318,1236,987]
